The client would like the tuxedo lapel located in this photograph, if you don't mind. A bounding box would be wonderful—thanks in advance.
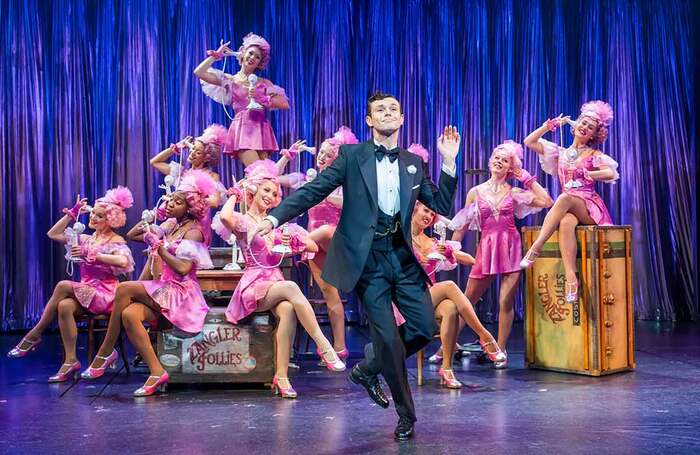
[358,141,378,209]
[398,150,416,223]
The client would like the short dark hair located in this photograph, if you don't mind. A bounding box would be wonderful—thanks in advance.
[366,92,402,116]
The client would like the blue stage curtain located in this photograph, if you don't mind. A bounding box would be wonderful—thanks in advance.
[1,0,696,330]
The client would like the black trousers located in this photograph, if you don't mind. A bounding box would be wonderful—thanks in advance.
[354,240,437,422]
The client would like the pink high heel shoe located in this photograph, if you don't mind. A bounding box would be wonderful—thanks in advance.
[565,280,579,303]
[48,361,81,383]
[519,247,540,269]
[480,339,507,363]
[438,368,462,389]
[133,372,169,397]
[494,351,508,370]
[7,337,43,358]
[272,376,297,399]
[80,350,119,380]
[336,348,350,362]
[317,348,346,372]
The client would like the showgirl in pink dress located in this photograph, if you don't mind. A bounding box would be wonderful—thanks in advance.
[440,141,553,369]
[194,33,290,167]
[521,101,619,303]
[7,187,135,383]
[406,144,506,385]
[148,124,230,249]
[83,171,216,397]
[214,159,345,398]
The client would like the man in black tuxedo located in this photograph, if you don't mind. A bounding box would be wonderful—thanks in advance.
[253,92,459,440]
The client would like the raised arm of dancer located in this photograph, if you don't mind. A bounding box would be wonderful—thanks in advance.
[193,41,232,85]
[150,145,180,175]
[524,115,571,155]
[126,221,148,242]
[47,195,88,242]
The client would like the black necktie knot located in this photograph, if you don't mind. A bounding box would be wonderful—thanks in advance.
[375,145,399,163]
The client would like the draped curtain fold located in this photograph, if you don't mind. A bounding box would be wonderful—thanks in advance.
[1,0,696,330]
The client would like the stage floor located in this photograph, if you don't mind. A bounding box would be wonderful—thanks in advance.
[1,321,699,454]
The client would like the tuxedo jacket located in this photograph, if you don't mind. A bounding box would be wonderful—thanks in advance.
[269,140,457,291]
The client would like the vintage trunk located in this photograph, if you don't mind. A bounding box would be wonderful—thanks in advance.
[522,225,635,376]
[157,307,275,384]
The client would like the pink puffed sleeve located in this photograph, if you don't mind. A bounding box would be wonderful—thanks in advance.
[511,188,547,219]
[175,240,214,270]
[592,152,620,183]
[212,211,248,241]
[436,240,463,273]
[265,83,288,107]
[199,68,234,105]
[536,138,562,176]
[448,203,479,231]
[103,243,135,276]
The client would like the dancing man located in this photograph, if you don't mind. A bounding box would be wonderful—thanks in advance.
[253,92,459,440]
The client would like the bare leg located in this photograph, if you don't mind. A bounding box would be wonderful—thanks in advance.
[496,272,520,351]
[559,213,580,285]
[57,298,84,364]
[430,281,497,350]
[122,303,163,380]
[269,301,297,379]
[309,260,345,352]
[258,281,334,354]
[530,194,596,252]
[91,281,155,367]
[25,281,75,341]
[434,300,458,371]
[238,149,262,167]
[436,276,495,358]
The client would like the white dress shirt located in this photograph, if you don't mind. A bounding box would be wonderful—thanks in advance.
[375,143,401,216]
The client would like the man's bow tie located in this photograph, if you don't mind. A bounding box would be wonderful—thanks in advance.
[375,145,399,163]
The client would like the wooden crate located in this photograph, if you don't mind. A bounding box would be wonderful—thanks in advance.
[196,269,244,292]
[522,225,635,376]
[157,307,275,384]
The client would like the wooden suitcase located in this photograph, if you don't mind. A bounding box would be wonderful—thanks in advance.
[522,225,635,376]
[157,307,275,384]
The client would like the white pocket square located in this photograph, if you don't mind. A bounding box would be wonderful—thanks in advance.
[407,165,417,174]
[412,184,420,190]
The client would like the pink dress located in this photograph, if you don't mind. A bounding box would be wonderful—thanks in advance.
[70,235,135,315]
[200,69,287,156]
[538,138,619,225]
[449,186,543,278]
[212,212,310,324]
[141,224,213,333]
[307,188,342,231]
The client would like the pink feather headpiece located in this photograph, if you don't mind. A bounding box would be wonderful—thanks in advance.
[197,123,228,146]
[493,140,524,161]
[97,186,134,209]
[176,170,217,198]
[491,140,524,177]
[95,186,133,228]
[325,126,359,148]
[320,126,359,166]
[580,100,614,126]
[174,170,217,221]
[407,143,429,163]
[242,159,281,207]
[237,33,271,70]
